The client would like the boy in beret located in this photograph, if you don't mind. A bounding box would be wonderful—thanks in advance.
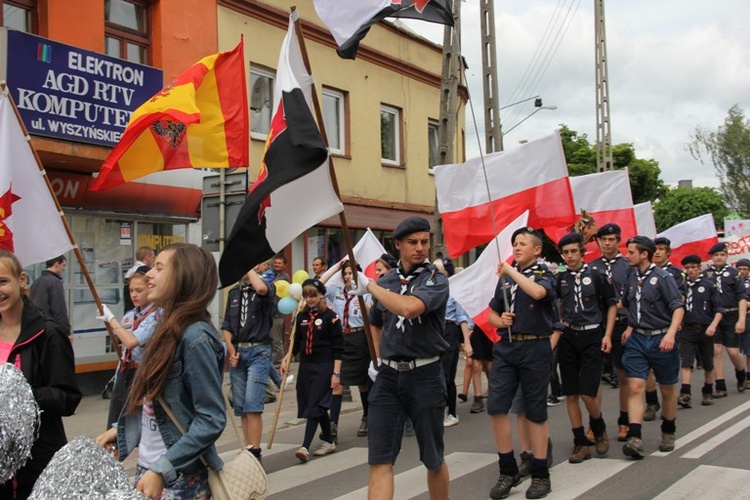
[678,254,722,407]
[351,216,451,499]
[620,236,684,458]
[703,243,748,396]
[555,232,618,464]
[486,227,556,499]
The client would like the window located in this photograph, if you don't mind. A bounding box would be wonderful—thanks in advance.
[380,104,402,166]
[250,66,275,139]
[322,87,346,155]
[1,0,35,32]
[105,0,149,64]
[428,120,440,172]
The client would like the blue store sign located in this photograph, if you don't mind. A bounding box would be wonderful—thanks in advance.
[0,28,163,147]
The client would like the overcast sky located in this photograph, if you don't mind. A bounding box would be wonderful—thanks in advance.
[403,0,750,189]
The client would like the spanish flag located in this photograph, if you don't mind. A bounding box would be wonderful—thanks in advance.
[90,41,248,191]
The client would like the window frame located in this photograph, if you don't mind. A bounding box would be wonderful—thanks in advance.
[380,103,403,168]
[1,0,37,33]
[104,0,151,65]
[427,119,440,174]
[321,86,348,156]
[249,65,276,141]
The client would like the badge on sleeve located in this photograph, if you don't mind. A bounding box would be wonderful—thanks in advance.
[582,277,592,286]
[314,319,323,326]
[650,277,658,285]
[698,286,705,293]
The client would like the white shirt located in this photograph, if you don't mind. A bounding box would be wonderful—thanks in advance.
[137,400,168,468]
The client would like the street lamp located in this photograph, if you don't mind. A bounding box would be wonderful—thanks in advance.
[502,106,557,136]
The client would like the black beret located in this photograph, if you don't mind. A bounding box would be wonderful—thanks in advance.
[378,253,397,269]
[558,232,583,249]
[736,258,750,268]
[134,265,151,275]
[392,216,431,240]
[653,237,671,247]
[681,254,701,266]
[708,242,727,255]
[512,226,543,244]
[626,235,656,253]
[301,278,326,295]
[442,257,455,277]
[596,223,621,238]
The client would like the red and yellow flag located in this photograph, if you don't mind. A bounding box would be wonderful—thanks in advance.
[91,41,248,191]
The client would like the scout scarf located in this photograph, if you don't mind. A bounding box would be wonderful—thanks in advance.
[510,263,541,313]
[636,263,656,324]
[395,260,429,331]
[710,264,727,294]
[601,254,622,280]
[686,278,701,312]
[305,309,319,355]
[569,264,589,313]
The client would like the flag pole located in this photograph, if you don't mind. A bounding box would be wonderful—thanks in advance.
[0,82,122,359]
[291,8,379,366]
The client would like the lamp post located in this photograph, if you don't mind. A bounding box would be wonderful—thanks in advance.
[502,106,557,137]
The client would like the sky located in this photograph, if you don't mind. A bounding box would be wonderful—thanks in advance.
[403,0,750,189]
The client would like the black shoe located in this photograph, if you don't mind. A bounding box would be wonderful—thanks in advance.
[526,477,552,499]
[470,397,485,413]
[319,422,338,443]
[518,451,533,478]
[458,393,468,402]
[489,473,521,499]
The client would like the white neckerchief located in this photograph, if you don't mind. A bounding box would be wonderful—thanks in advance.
[510,263,541,313]
[602,253,622,280]
[711,264,727,294]
[395,260,429,331]
[636,263,656,324]
[569,263,589,313]
[686,277,701,312]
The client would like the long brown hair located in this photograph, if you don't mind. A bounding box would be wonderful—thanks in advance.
[127,243,218,411]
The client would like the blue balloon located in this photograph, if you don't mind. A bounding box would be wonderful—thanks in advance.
[277,296,298,315]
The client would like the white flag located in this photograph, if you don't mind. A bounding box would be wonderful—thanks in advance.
[635,201,657,238]
[0,90,73,267]
[322,228,387,288]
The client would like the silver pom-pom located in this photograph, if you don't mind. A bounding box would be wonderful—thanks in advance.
[0,363,40,483]
[29,436,146,500]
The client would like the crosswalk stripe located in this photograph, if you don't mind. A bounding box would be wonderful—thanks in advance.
[549,458,635,498]
[652,465,750,498]
[651,399,750,457]
[333,452,498,500]
[267,447,368,496]
[680,416,750,459]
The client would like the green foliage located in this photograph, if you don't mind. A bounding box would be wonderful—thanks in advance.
[653,187,728,232]
[689,105,750,217]
[558,126,666,203]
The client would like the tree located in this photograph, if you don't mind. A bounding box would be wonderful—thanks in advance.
[558,125,666,203]
[653,187,728,232]
[689,105,750,217]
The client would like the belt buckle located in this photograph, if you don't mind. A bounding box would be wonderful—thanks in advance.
[396,361,412,372]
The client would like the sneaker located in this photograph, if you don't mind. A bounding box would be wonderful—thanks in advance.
[404,418,415,437]
[357,415,368,436]
[659,432,675,452]
[678,393,692,409]
[526,476,552,499]
[547,395,562,406]
[568,444,591,464]
[617,425,629,442]
[622,436,645,459]
[714,389,728,398]
[738,371,747,393]
[313,441,336,456]
[585,426,595,444]
[643,402,660,421]
[319,422,338,443]
[295,446,309,462]
[594,430,610,456]
[458,393,468,402]
[702,392,714,406]
[489,473,521,499]
[470,397,485,413]
[443,414,460,427]
[518,451,533,478]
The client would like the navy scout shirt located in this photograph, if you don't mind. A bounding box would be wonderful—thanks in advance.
[683,278,724,326]
[556,265,617,326]
[489,263,556,336]
[221,279,276,344]
[702,265,747,310]
[591,254,631,321]
[621,265,683,330]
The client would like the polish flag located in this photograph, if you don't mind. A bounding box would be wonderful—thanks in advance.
[321,228,387,288]
[657,214,718,266]
[434,132,576,257]
[569,170,637,261]
[448,211,529,342]
[635,201,657,238]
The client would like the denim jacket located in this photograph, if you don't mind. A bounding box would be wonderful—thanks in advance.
[116,320,226,485]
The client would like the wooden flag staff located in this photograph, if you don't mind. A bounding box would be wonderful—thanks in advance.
[290,8,379,366]
[1,81,122,359]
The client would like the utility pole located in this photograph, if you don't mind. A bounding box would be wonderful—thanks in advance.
[433,0,461,259]
[595,0,613,171]
[480,0,502,153]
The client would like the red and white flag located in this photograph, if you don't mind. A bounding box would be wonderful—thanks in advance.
[313,0,453,59]
[0,89,73,267]
[448,211,529,343]
[322,228,387,288]
[435,131,576,257]
[657,214,718,266]
[570,169,637,260]
[635,201,657,238]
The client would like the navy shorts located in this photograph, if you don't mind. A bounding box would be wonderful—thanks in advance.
[487,338,551,423]
[740,329,750,355]
[610,320,628,370]
[622,331,680,385]
[558,327,603,397]
[367,361,446,471]
[679,325,715,371]
[715,312,740,348]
